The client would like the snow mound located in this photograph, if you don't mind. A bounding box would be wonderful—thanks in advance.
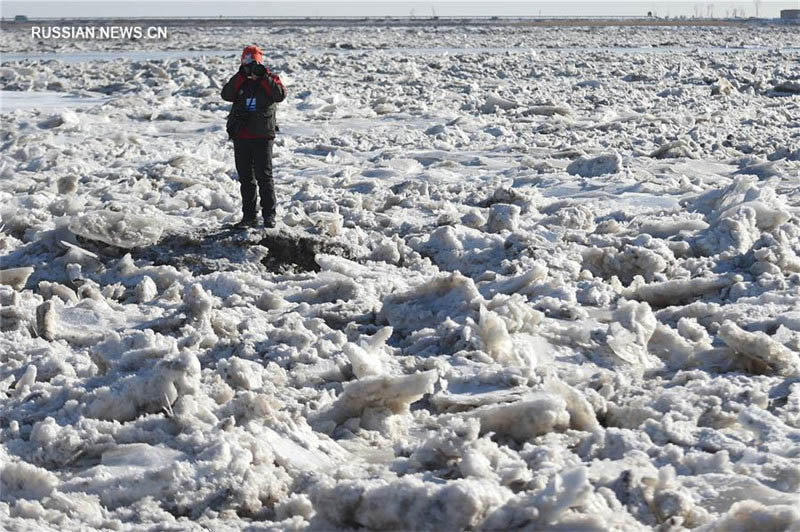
[650,140,696,159]
[85,351,201,421]
[697,500,800,532]
[311,476,510,531]
[691,176,790,230]
[1,461,58,499]
[407,417,532,488]
[380,273,481,334]
[483,467,599,530]
[691,176,790,256]
[566,153,622,177]
[408,225,507,276]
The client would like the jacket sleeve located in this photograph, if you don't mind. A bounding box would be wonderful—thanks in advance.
[221,73,245,102]
[259,71,286,104]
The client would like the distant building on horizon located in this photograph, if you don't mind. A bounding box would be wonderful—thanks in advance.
[781,9,800,20]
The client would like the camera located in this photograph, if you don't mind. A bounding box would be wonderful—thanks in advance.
[251,63,266,77]
[242,62,266,77]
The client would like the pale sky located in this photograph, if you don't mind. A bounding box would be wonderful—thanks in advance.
[2,0,799,19]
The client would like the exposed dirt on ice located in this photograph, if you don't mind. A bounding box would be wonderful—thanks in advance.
[127,228,363,274]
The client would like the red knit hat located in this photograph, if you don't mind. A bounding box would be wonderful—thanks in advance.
[241,45,263,64]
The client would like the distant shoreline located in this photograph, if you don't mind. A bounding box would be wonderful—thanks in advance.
[0,16,779,29]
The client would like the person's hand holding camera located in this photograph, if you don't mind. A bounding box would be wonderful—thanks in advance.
[251,63,267,77]
[239,63,268,79]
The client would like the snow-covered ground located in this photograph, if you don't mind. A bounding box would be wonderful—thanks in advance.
[1,22,800,531]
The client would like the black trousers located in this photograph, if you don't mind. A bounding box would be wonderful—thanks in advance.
[233,137,276,220]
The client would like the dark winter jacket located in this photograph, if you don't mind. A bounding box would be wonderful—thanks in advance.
[221,69,286,139]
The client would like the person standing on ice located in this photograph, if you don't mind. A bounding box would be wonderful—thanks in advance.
[221,45,286,228]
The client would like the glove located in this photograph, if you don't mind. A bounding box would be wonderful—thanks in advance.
[238,64,250,77]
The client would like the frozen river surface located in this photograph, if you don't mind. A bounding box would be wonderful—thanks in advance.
[1,22,800,531]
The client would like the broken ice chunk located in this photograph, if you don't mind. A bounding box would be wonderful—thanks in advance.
[0,267,33,291]
[698,500,800,532]
[624,276,732,307]
[101,443,184,469]
[13,365,37,395]
[524,105,572,116]
[65,443,187,509]
[693,207,761,256]
[431,388,529,413]
[710,78,736,96]
[69,210,163,248]
[345,327,394,379]
[481,93,518,113]
[317,370,437,425]
[718,320,800,376]
[308,211,343,236]
[486,203,521,233]
[605,300,661,373]
[649,140,696,159]
[477,305,523,366]
[544,379,600,432]
[135,276,158,303]
[35,300,57,341]
[468,393,570,442]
